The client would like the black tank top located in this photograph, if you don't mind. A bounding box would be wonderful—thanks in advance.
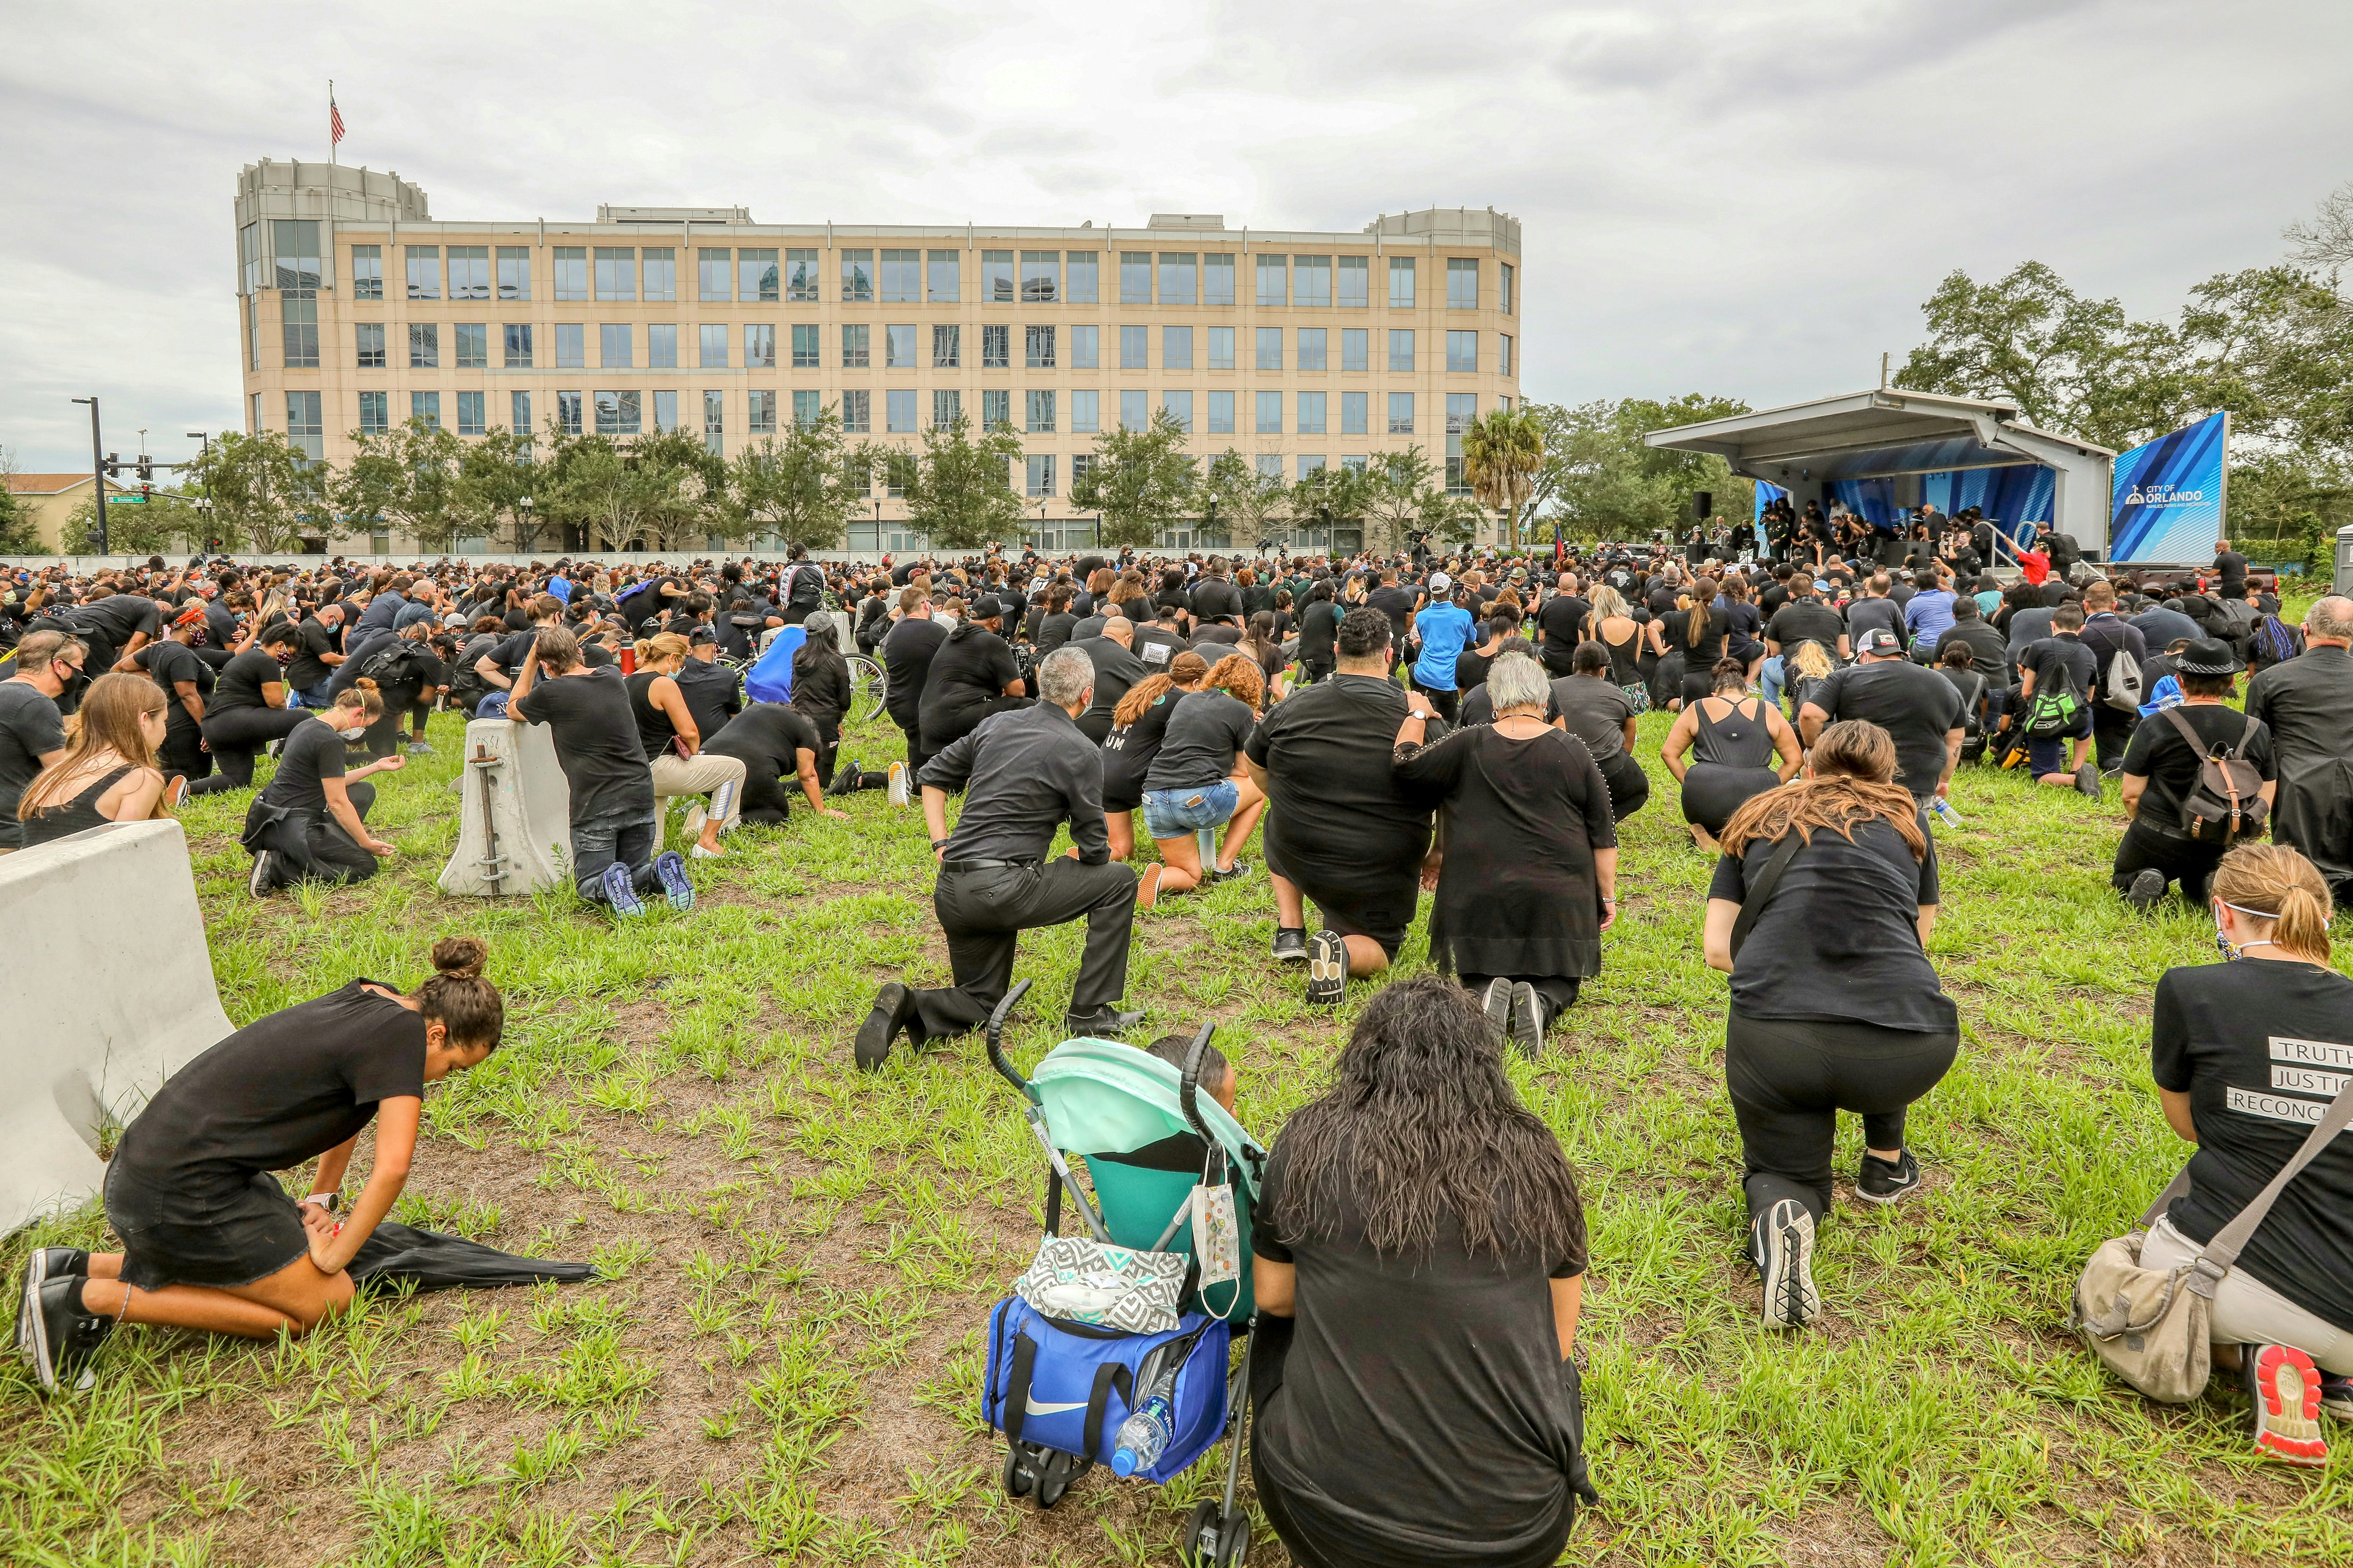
[1691,698,1776,770]
[624,670,679,760]
[22,764,136,848]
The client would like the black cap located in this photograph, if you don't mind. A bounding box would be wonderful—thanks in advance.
[969,594,1010,620]
[688,625,718,645]
[2175,638,2242,676]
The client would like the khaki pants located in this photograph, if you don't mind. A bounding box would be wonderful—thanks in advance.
[649,752,746,828]
[2142,1214,2353,1373]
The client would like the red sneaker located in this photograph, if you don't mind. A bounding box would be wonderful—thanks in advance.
[2249,1343,2328,1466]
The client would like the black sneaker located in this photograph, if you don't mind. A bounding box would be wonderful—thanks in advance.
[855,982,918,1072]
[1066,1007,1146,1040]
[27,1277,113,1394]
[1305,930,1348,1007]
[1508,982,1546,1054]
[1479,977,1512,1038]
[2125,869,2166,914]
[1206,860,1251,884]
[1756,1199,1820,1330]
[247,849,278,899]
[15,1248,90,1359]
[1271,927,1309,963]
[2321,1371,2353,1424]
[1855,1150,1923,1205]
[828,758,862,797]
[2074,762,2101,800]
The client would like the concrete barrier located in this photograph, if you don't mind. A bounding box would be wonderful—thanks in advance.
[1,820,233,1234]
[438,717,573,896]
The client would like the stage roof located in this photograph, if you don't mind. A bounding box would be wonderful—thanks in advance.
[1643,389,2115,483]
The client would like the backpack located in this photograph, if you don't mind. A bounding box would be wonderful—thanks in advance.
[2254,614,2300,666]
[2101,645,2145,712]
[2022,650,2087,739]
[2163,707,2269,845]
[355,638,426,686]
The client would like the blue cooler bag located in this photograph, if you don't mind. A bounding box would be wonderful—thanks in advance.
[983,1296,1230,1483]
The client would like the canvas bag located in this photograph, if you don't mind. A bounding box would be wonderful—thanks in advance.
[2073,1085,2353,1402]
[1015,1234,1188,1335]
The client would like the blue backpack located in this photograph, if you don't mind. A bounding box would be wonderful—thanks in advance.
[982,1296,1230,1484]
[743,626,805,705]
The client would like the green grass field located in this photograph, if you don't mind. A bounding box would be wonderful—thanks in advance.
[5,683,2350,1567]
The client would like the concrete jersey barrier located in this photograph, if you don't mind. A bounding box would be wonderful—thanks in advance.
[438,717,573,896]
[0,819,233,1234]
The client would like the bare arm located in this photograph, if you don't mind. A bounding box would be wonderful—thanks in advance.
[1703,896,1738,973]
[2159,1087,2198,1143]
[1797,701,1829,751]
[921,782,951,851]
[173,678,205,727]
[1768,708,1803,780]
[650,675,699,755]
[2121,771,2147,818]
[1551,1274,1584,1361]
[1253,1256,1296,1317]
[507,642,540,711]
[1917,904,1938,946]
[1660,707,1700,781]
[321,773,394,854]
[308,1134,358,1199]
[307,1095,419,1274]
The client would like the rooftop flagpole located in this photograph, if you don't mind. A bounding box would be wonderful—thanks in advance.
[330,81,345,166]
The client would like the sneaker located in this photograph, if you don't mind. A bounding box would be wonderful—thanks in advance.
[1305,930,1348,1007]
[688,842,727,859]
[2247,1343,2329,1465]
[601,861,647,917]
[683,803,708,840]
[247,849,278,899]
[2125,868,2167,914]
[1136,863,1165,912]
[1480,977,1512,1038]
[828,758,861,797]
[2074,762,2101,800]
[1854,1149,1923,1205]
[1508,982,1546,1053]
[1271,927,1309,963]
[2321,1371,2353,1423]
[163,776,188,809]
[16,1249,89,1358]
[653,850,695,912]
[1065,1007,1147,1040]
[854,981,917,1072]
[1206,860,1251,884]
[405,740,434,756]
[26,1277,113,1394]
[886,760,910,808]
[1756,1199,1821,1330]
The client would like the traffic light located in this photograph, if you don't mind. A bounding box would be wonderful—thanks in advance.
[137,456,154,482]
[104,451,122,476]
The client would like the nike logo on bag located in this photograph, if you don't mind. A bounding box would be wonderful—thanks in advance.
[1024,1397,1087,1416]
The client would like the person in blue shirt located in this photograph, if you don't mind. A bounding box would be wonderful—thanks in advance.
[1410,576,1477,723]
[1900,568,1957,655]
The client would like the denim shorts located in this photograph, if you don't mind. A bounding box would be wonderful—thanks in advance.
[1141,779,1239,839]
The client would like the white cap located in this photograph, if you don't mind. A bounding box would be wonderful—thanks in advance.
[1428,572,1452,593]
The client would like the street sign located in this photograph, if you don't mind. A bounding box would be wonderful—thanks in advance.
[110,492,146,504]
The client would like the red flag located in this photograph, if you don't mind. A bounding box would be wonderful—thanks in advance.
[331,96,346,147]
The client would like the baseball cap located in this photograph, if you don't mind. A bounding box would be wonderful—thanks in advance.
[1856,627,1902,655]
[1428,572,1452,593]
[969,594,1011,620]
[1813,579,1832,594]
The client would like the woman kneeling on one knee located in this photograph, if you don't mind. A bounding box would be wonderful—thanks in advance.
[17,939,504,1392]
[627,633,746,859]
[2137,842,2353,1466]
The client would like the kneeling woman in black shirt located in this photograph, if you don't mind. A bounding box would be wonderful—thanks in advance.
[17,939,503,1391]
[195,621,312,791]
[241,679,406,896]
[1703,719,1957,1330]
[1251,976,1594,1568]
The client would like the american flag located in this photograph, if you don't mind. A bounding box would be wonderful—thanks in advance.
[330,91,345,148]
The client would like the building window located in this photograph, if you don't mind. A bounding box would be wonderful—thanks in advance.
[1447,330,1477,373]
[933,324,961,368]
[1119,252,1151,305]
[249,391,261,433]
[886,323,918,369]
[248,300,259,370]
[1338,254,1368,308]
[408,323,440,368]
[359,390,389,432]
[1293,255,1332,308]
[1447,257,1478,310]
[751,390,780,434]
[982,250,1015,302]
[457,390,487,436]
[505,324,533,368]
[1203,253,1235,307]
[1297,391,1326,435]
[1207,327,1234,372]
[281,298,319,368]
[702,389,724,440]
[1163,390,1192,434]
[747,324,778,369]
[743,248,781,303]
[982,324,1011,369]
[553,246,587,301]
[982,389,1011,430]
[1120,389,1148,430]
[785,391,813,431]
[556,324,584,368]
[1388,391,1415,435]
[443,245,486,302]
[786,249,819,302]
[1066,250,1099,303]
[643,248,676,302]
[1499,334,1513,375]
[1256,254,1287,307]
[1341,327,1368,373]
[879,249,921,302]
[1154,252,1195,306]
[841,389,871,434]
[272,219,322,291]
[406,244,442,301]
[1162,326,1192,370]
[1389,256,1415,309]
[1341,390,1368,435]
[351,244,382,300]
[1499,262,1515,316]
[498,245,531,301]
[1293,454,1324,483]
[1447,393,1476,491]
[1027,454,1056,498]
[411,391,443,431]
[514,390,535,439]
[286,391,324,462]
[932,389,962,429]
[1256,454,1283,480]
[1027,325,1058,369]
[836,324,865,369]
[1389,329,1415,372]
[1121,325,1148,370]
[600,324,633,368]
[699,248,731,302]
[1256,391,1282,435]
[240,222,262,294]
[593,391,641,435]
[1027,389,1057,433]
[1207,390,1234,435]
[887,389,917,434]
[1341,453,1366,473]
[700,324,729,368]
[645,324,676,369]
[1071,324,1099,369]
[1022,251,1060,303]
[456,323,489,369]
[1255,327,1282,372]
[791,324,819,369]
[557,391,583,435]
[1297,328,1327,372]
[927,249,960,302]
[1070,390,1099,433]
[652,390,678,432]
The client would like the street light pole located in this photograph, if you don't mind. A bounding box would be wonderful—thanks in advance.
[71,397,107,555]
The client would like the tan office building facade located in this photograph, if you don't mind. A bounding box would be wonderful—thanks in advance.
[234,160,1523,554]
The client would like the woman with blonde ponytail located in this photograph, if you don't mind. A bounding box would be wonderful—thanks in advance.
[2135,841,2353,1465]
[626,632,746,858]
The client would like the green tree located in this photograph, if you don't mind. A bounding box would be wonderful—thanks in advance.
[1526,396,1753,543]
[181,430,314,554]
[1200,451,1291,548]
[1357,446,1460,554]
[626,426,727,552]
[339,418,470,552]
[727,408,865,552]
[0,448,50,554]
[1071,410,1199,549]
[453,427,539,552]
[904,413,1026,551]
[1288,462,1371,549]
[1460,406,1544,548]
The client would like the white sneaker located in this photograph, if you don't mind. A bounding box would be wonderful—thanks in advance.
[886,761,910,807]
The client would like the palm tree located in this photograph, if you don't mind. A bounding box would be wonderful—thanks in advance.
[1461,407,1545,549]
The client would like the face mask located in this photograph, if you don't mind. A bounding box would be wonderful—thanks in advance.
[339,724,369,740]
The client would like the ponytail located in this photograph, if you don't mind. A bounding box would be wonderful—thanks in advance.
[2210,843,2333,964]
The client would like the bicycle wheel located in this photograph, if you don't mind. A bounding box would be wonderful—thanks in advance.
[848,654,888,721]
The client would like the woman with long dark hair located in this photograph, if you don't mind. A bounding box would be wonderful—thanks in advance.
[1251,975,1595,1567]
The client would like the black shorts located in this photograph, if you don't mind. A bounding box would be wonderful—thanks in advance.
[1304,880,1416,962]
[106,1160,310,1292]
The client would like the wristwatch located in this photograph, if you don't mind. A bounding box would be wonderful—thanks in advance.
[302,1192,340,1212]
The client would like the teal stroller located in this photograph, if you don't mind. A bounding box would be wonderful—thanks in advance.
[980,981,1268,1567]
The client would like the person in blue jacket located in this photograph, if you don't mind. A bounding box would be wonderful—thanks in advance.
[1410,575,1477,724]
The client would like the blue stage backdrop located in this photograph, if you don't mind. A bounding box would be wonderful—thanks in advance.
[2111,412,2228,562]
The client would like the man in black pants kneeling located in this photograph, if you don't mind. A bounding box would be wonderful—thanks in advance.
[855,645,1142,1069]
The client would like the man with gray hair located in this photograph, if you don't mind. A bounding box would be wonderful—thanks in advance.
[854,644,1142,1068]
[2247,595,2353,904]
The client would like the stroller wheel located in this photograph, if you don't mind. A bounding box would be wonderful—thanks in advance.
[1214,1510,1250,1566]
[1034,1448,1080,1509]
[1001,1445,1033,1498]
[1182,1500,1221,1567]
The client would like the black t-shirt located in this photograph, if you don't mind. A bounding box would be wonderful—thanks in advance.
[0,678,67,846]
[1766,601,1844,654]
[1245,674,1438,903]
[2212,551,2250,592]
[2021,635,2098,703]
[1535,594,1588,652]
[1366,586,1419,643]
[486,628,544,678]
[115,979,427,1191]
[2120,703,2275,838]
[1843,597,1902,647]
[203,598,240,651]
[287,619,339,690]
[1143,690,1256,791]
[1251,1133,1586,1565]
[1071,637,1149,745]
[881,617,948,729]
[72,593,162,651]
[702,699,821,781]
[514,669,656,821]
[1807,661,1964,797]
[213,647,285,714]
[136,641,214,738]
[1100,688,1183,804]
[918,627,1022,747]
[1190,577,1244,622]
[1298,600,1342,664]
[1129,625,1191,672]
[258,717,347,815]
[2152,960,2353,1332]
[1549,676,1635,761]
[1708,818,1954,1033]
[1938,620,2010,681]
[675,657,742,741]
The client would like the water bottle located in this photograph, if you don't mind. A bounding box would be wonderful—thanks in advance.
[1109,1366,1179,1477]
[1928,796,1963,829]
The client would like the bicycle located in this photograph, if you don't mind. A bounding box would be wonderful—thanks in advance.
[848,653,887,721]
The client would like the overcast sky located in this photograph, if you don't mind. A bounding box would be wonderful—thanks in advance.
[5,0,2348,473]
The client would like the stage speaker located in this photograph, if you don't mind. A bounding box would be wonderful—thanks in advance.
[1694,492,1713,521]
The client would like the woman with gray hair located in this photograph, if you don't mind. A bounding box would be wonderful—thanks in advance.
[1392,652,1620,1049]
